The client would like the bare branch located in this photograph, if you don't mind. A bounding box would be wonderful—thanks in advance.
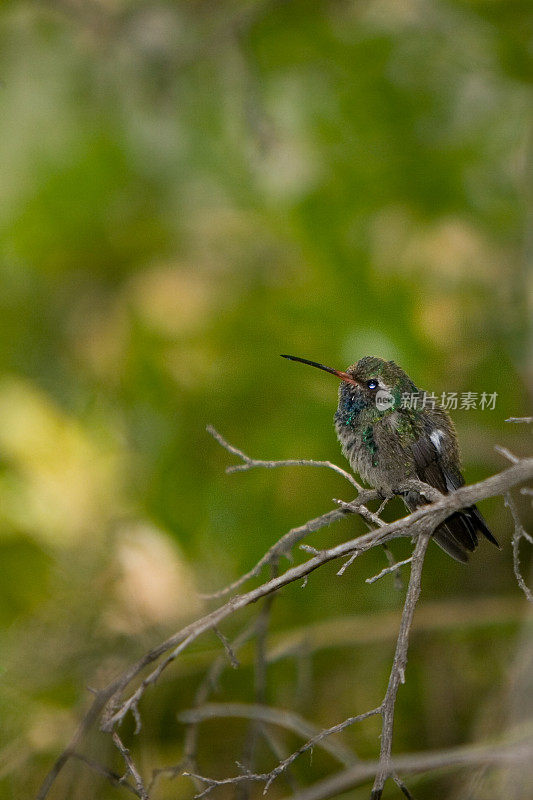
[184,708,380,797]
[393,772,415,799]
[262,708,380,792]
[37,688,114,800]
[112,732,149,800]
[103,631,199,731]
[365,557,413,585]
[206,425,363,490]
[178,702,358,767]
[505,492,533,602]
[213,626,240,670]
[381,544,405,590]
[183,768,267,799]
[376,496,392,516]
[333,497,385,529]
[495,445,521,464]
[371,531,431,798]
[336,551,358,576]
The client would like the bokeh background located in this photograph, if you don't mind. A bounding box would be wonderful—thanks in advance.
[1,1,532,798]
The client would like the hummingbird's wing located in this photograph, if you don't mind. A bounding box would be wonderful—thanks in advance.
[407,434,498,562]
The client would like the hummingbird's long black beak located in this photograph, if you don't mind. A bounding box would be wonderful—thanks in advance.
[280,354,360,387]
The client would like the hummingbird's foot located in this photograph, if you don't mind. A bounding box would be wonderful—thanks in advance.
[397,479,443,503]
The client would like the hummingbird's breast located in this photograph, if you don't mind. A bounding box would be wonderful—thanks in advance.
[335,409,418,495]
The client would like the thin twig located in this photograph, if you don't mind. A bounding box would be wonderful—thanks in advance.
[183,769,267,799]
[112,732,149,800]
[333,497,385,529]
[336,551,358,576]
[262,708,380,792]
[394,772,416,799]
[37,688,114,800]
[186,708,380,797]
[505,492,533,603]
[104,631,198,731]
[495,445,520,464]
[177,703,358,767]
[376,497,391,516]
[207,425,363,490]
[382,544,404,591]
[365,558,413,585]
[258,726,299,792]
[213,627,240,670]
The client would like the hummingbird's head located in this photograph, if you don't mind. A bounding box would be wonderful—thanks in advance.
[281,354,417,419]
[342,357,418,415]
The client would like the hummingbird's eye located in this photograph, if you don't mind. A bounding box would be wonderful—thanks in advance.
[366,379,378,390]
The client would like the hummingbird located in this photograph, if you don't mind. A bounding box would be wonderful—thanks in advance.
[281,354,499,562]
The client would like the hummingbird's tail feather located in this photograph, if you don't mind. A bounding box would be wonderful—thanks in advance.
[431,521,471,563]
[403,494,499,563]
[432,512,479,563]
[467,503,500,547]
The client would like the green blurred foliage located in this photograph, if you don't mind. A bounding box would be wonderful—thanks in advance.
[0,1,532,798]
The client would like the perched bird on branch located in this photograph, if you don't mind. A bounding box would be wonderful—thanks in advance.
[282,354,500,562]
